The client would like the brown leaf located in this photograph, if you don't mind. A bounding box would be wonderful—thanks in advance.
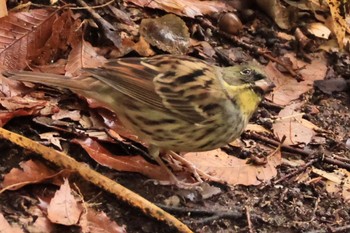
[272,102,319,146]
[183,149,282,186]
[73,138,171,181]
[133,36,155,57]
[265,53,327,105]
[312,168,350,202]
[32,10,75,66]
[65,21,107,76]
[1,160,67,190]
[39,132,64,150]
[0,9,57,70]
[125,0,232,18]
[47,179,83,225]
[140,14,190,55]
[0,96,59,126]
[80,209,126,233]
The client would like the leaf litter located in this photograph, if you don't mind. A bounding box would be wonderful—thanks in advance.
[0,0,349,232]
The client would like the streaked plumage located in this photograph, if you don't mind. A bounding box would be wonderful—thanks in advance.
[4,55,274,184]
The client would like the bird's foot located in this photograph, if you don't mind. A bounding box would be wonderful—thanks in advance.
[166,151,222,183]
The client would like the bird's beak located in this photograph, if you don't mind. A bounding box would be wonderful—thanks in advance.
[254,78,275,94]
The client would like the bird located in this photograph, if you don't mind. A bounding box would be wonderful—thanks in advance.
[4,55,274,186]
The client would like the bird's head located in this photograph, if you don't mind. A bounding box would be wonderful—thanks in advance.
[221,63,274,117]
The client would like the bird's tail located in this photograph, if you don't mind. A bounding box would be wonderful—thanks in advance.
[3,71,91,90]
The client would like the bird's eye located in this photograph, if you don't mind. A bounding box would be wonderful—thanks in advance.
[240,68,252,76]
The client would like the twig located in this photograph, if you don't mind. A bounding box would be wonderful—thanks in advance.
[246,206,254,233]
[248,132,310,157]
[273,158,318,184]
[332,155,350,164]
[310,196,320,222]
[323,157,350,170]
[156,204,264,225]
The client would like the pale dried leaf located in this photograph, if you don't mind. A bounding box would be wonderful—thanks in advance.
[52,109,81,121]
[312,168,350,201]
[0,0,8,18]
[39,132,63,150]
[266,53,327,105]
[73,138,171,181]
[47,179,83,225]
[245,124,271,134]
[184,149,282,186]
[1,160,59,190]
[80,209,126,233]
[307,22,331,39]
[140,14,190,54]
[272,102,318,146]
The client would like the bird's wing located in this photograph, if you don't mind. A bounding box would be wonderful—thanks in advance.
[83,55,227,124]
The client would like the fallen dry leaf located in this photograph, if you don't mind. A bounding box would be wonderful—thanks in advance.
[0,0,7,18]
[52,109,81,121]
[307,22,331,39]
[1,160,67,190]
[133,36,155,57]
[33,10,73,67]
[39,132,64,150]
[312,167,350,202]
[0,96,59,126]
[0,9,57,71]
[140,14,190,54]
[183,148,282,186]
[47,179,83,225]
[66,23,107,76]
[272,102,319,146]
[266,53,327,105]
[80,209,126,233]
[73,138,171,182]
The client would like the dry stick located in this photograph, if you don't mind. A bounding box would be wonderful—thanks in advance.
[156,204,265,226]
[273,158,318,184]
[0,127,192,233]
[248,132,310,156]
[323,157,350,170]
[249,133,350,169]
[246,206,254,233]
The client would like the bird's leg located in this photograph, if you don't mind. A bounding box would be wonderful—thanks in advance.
[148,145,201,187]
[167,151,222,183]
